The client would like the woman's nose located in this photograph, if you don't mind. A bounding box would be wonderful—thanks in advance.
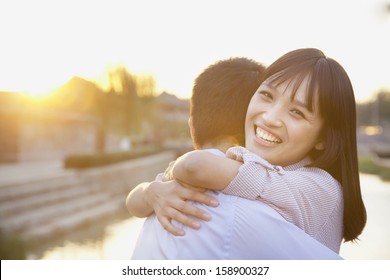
[261,107,283,127]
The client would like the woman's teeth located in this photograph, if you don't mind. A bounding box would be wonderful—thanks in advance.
[256,127,282,144]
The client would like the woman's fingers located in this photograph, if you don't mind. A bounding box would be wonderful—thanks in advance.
[175,201,212,222]
[148,180,220,235]
[158,216,185,236]
[166,183,219,221]
[180,187,219,208]
[170,208,203,229]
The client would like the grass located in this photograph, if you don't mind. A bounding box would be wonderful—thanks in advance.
[358,154,390,182]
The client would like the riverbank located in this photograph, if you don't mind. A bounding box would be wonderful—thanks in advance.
[0,151,176,259]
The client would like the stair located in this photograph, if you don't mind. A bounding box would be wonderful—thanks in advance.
[0,172,125,242]
[0,151,175,243]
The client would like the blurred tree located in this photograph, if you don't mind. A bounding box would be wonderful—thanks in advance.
[108,67,141,136]
[375,90,390,124]
[137,75,157,98]
[107,66,158,140]
[357,89,390,126]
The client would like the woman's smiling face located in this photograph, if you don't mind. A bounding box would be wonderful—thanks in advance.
[245,75,325,167]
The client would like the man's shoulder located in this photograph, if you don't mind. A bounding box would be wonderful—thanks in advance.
[203,148,225,157]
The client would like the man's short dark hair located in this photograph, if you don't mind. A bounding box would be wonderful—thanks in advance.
[190,57,265,149]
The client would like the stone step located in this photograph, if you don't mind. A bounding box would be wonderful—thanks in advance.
[24,196,126,241]
[0,160,70,187]
[0,174,88,203]
[0,181,100,217]
[0,192,114,233]
[0,151,176,244]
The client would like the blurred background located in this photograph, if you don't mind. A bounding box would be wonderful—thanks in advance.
[0,0,389,260]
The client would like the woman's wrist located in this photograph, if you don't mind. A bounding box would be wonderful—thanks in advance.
[144,180,162,212]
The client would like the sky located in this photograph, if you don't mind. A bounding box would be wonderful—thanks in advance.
[0,0,389,103]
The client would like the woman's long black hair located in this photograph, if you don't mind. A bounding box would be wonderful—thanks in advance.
[262,48,367,242]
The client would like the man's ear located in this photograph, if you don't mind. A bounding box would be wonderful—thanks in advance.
[188,117,193,129]
[188,117,195,139]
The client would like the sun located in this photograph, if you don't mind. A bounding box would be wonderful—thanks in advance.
[0,70,70,99]
[13,83,58,99]
[21,89,53,99]
[22,74,68,99]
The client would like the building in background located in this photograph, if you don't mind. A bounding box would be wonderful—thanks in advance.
[0,80,190,162]
[0,91,98,162]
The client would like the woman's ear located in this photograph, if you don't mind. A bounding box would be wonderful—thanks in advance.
[315,141,325,151]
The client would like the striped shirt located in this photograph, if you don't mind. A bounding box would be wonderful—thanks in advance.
[223,146,344,253]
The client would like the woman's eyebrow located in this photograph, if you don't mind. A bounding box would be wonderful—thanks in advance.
[262,81,314,111]
[261,81,275,89]
[293,98,308,109]
[260,81,279,93]
[291,95,316,112]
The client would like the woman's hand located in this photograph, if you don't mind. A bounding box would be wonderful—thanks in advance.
[145,180,219,236]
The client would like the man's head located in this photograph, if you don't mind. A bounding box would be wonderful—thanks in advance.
[190,57,265,149]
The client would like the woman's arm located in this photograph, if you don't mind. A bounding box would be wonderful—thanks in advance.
[170,150,242,190]
[125,181,155,218]
[126,179,219,235]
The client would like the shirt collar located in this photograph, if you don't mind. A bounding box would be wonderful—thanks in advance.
[283,157,313,171]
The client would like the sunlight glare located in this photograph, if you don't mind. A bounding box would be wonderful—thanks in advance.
[21,90,54,99]
[0,60,74,99]
[8,79,62,99]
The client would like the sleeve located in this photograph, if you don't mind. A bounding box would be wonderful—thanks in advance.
[222,146,343,233]
[224,146,286,201]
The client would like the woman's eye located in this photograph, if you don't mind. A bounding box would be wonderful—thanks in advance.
[259,91,272,100]
[291,109,305,119]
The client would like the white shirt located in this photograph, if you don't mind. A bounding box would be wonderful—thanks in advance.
[131,149,343,260]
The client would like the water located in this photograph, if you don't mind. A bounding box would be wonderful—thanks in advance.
[29,173,390,260]
[27,215,145,260]
[339,173,390,259]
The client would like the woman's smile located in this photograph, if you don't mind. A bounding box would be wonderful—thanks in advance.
[255,126,282,144]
